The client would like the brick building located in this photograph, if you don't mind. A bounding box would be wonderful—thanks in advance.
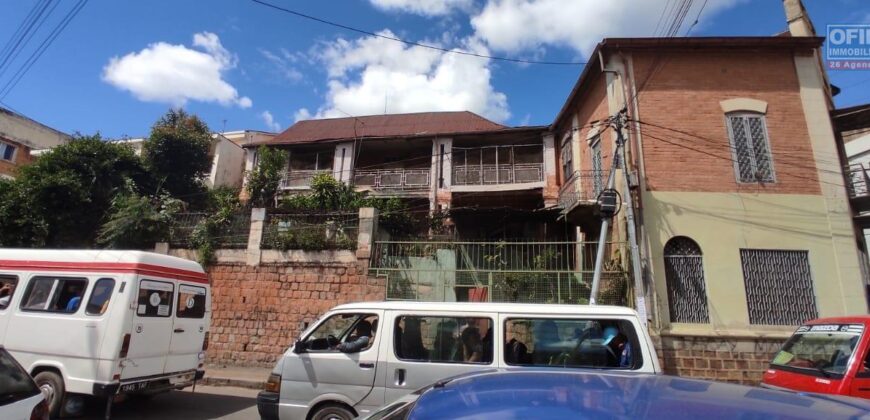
[0,106,69,179]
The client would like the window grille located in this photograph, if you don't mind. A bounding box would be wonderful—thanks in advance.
[663,237,709,323]
[560,135,573,182]
[726,114,775,183]
[591,137,603,195]
[740,249,817,325]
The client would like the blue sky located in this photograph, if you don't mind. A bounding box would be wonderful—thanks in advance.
[0,0,868,139]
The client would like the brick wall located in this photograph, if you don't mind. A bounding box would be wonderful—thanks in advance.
[656,334,786,385]
[206,261,385,367]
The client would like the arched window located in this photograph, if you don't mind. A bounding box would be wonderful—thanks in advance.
[663,237,709,323]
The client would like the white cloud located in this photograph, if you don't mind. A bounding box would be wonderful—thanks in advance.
[294,108,313,123]
[369,0,472,16]
[103,32,251,108]
[302,30,509,122]
[260,110,281,131]
[259,48,304,83]
[471,0,741,54]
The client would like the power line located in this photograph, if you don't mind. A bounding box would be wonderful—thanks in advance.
[684,0,710,36]
[0,0,54,74]
[249,0,587,66]
[0,0,61,81]
[0,0,88,99]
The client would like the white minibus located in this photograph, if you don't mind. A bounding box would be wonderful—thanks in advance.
[257,301,659,420]
[0,249,210,417]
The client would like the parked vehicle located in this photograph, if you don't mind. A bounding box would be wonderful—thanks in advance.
[0,250,210,417]
[361,370,870,420]
[762,316,870,399]
[0,346,48,420]
[257,301,657,420]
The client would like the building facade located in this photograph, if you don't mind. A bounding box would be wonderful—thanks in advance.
[0,107,69,179]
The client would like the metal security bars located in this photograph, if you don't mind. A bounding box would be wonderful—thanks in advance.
[845,163,870,199]
[371,241,632,305]
[727,114,775,183]
[170,211,251,249]
[557,170,609,210]
[740,249,817,325]
[452,144,544,186]
[261,212,359,251]
[279,169,332,189]
[353,168,431,191]
[452,164,544,185]
[663,237,709,323]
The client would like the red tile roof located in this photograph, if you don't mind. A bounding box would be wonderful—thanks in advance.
[255,111,507,146]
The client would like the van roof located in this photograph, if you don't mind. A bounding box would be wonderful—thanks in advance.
[0,249,207,283]
[332,301,639,316]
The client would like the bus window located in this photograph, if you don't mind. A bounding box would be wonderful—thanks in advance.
[21,277,88,314]
[176,285,207,319]
[86,278,115,316]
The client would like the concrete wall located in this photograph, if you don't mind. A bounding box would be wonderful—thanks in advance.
[655,333,786,385]
[208,136,246,188]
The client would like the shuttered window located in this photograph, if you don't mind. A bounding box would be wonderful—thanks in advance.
[663,237,709,323]
[726,114,775,183]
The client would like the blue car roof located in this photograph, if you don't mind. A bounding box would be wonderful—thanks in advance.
[406,370,870,420]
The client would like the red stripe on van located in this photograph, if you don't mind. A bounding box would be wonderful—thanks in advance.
[0,260,209,284]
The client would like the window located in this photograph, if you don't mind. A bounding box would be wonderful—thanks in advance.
[771,323,863,378]
[663,237,709,323]
[590,136,603,195]
[0,142,16,162]
[394,316,492,364]
[21,276,88,313]
[504,318,642,369]
[0,348,40,404]
[136,279,174,317]
[741,249,817,325]
[86,278,115,316]
[726,113,775,183]
[176,284,207,319]
[560,135,573,182]
[304,313,378,352]
[0,275,17,310]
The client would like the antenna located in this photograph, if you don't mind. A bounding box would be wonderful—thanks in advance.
[384,90,388,114]
[221,119,227,134]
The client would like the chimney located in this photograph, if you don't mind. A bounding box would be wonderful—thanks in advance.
[782,0,816,36]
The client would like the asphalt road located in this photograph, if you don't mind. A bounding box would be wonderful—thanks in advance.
[81,386,260,420]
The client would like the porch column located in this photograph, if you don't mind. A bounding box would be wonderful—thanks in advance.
[430,138,453,211]
[333,142,355,184]
[543,133,559,207]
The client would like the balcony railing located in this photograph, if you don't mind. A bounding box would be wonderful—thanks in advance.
[846,163,870,200]
[353,168,431,191]
[280,169,331,189]
[452,163,543,186]
[558,170,608,210]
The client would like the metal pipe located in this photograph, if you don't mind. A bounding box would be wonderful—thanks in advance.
[589,166,618,305]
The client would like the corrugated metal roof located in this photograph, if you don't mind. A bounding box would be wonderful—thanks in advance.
[257,111,507,146]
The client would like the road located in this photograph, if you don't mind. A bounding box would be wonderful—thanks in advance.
[81,386,260,420]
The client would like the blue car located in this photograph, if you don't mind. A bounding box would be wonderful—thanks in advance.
[361,370,870,420]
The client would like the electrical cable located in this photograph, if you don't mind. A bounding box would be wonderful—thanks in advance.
[0,0,60,80]
[249,0,586,66]
[0,0,53,74]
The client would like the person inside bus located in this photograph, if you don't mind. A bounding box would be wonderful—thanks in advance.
[460,327,484,363]
[431,320,458,362]
[0,282,15,309]
[62,283,85,312]
[334,319,373,353]
[532,320,561,365]
[401,318,427,360]
[602,325,632,368]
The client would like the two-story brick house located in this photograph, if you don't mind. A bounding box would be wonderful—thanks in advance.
[0,106,69,179]
[553,34,867,382]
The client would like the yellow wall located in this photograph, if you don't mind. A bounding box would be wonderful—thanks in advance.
[644,191,868,336]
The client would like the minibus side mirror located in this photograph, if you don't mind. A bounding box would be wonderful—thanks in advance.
[293,340,306,354]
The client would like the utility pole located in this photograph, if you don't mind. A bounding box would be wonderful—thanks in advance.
[589,113,623,305]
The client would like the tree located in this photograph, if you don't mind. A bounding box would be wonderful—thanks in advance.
[143,109,213,200]
[246,146,288,207]
[0,134,148,247]
[97,181,183,249]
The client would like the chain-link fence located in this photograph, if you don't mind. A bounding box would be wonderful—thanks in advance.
[169,211,251,249]
[372,241,632,306]
[261,212,359,251]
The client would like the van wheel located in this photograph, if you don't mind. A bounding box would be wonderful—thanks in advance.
[34,371,65,417]
[311,403,354,420]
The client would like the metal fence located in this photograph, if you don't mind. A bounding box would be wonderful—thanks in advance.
[261,212,359,251]
[452,163,544,185]
[280,169,331,189]
[353,168,431,191]
[558,170,608,210]
[845,163,869,199]
[169,211,251,249]
[371,240,631,305]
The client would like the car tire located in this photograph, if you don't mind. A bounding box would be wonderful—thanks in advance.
[34,371,65,418]
[311,403,355,420]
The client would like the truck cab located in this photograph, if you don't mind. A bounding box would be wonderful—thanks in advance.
[762,316,870,399]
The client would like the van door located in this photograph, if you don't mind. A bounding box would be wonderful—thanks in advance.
[282,311,383,411]
[164,283,209,374]
[383,312,495,404]
[849,342,870,399]
[123,278,174,379]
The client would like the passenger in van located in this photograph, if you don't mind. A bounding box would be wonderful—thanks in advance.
[62,284,85,312]
[335,320,373,353]
[431,321,458,362]
[602,325,632,368]
[401,318,428,360]
[532,320,561,365]
[481,327,493,364]
[0,282,14,308]
[460,327,483,363]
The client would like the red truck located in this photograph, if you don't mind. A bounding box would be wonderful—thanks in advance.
[762,316,870,399]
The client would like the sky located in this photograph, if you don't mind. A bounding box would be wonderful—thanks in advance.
[0,0,868,139]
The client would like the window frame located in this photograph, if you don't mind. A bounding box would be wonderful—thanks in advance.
[20,276,89,314]
[663,236,710,324]
[560,132,574,183]
[176,284,208,319]
[135,279,175,318]
[85,278,116,316]
[589,135,603,195]
[0,274,18,311]
[740,248,818,325]
[724,112,777,184]
[0,141,17,162]
[502,316,644,370]
[392,313,494,365]
[303,312,379,353]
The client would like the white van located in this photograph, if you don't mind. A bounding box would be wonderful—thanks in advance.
[257,301,659,420]
[0,249,210,417]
